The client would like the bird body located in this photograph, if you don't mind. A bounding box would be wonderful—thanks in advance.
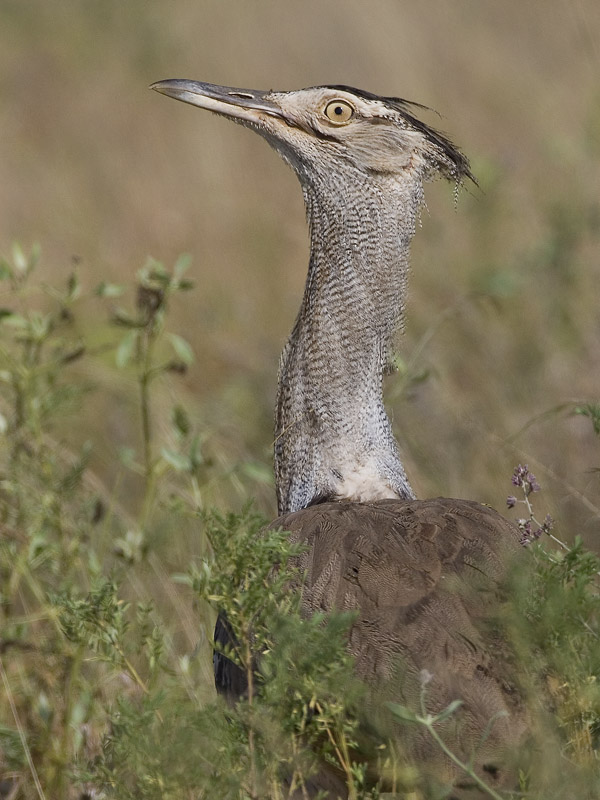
[275,497,526,792]
[152,79,526,795]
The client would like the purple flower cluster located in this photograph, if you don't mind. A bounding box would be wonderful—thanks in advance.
[516,513,554,546]
[510,463,541,495]
[506,464,554,545]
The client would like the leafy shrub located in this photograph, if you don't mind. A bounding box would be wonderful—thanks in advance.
[1,247,600,799]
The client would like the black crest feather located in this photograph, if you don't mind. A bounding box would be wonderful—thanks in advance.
[326,84,476,185]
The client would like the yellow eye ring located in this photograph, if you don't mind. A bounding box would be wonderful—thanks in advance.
[324,100,354,125]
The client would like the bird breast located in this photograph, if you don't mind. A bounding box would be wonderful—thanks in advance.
[331,455,402,503]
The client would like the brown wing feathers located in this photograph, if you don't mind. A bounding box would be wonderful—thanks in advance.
[273,498,527,795]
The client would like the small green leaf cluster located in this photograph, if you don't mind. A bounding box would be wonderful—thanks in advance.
[504,474,600,797]
[98,255,199,497]
[105,254,194,372]
[187,507,306,656]
[0,247,205,797]
[574,402,600,437]
[522,539,600,758]
[179,507,379,798]
[1,248,386,800]
[0,243,85,443]
[74,506,382,800]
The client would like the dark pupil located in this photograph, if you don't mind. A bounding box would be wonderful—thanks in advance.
[334,106,343,115]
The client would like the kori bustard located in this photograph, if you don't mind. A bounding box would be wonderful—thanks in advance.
[152,80,527,795]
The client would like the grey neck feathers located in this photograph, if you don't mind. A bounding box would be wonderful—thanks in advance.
[275,166,422,514]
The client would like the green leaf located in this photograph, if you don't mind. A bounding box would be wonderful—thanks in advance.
[433,699,463,724]
[1,313,28,329]
[118,447,138,468]
[173,253,192,280]
[66,272,81,300]
[12,242,27,272]
[113,529,146,563]
[171,573,193,586]
[111,308,144,328]
[168,333,194,365]
[171,404,191,437]
[29,312,50,340]
[95,281,124,298]
[386,702,419,724]
[139,257,169,287]
[9,242,39,276]
[115,330,139,368]
[160,448,191,472]
[573,403,600,436]
[189,434,204,468]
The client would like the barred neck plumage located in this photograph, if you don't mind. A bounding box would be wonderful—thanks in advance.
[150,80,473,514]
[274,167,421,513]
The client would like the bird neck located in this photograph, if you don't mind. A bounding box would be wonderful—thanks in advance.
[275,169,422,514]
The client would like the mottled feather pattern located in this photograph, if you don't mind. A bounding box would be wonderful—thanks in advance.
[273,498,528,794]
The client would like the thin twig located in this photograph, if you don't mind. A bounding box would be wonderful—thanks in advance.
[314,701,357,800]
[422,721,507,800]
[0,654,47,800]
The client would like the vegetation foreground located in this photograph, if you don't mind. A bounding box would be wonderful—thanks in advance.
[1,249,600,798]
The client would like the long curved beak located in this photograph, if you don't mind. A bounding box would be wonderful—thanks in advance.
[150,79,282,124]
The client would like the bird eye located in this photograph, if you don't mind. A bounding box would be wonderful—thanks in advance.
[324,100,354,124]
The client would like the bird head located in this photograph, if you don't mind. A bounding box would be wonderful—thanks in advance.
[150,80,474,187]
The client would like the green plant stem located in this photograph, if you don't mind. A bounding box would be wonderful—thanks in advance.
[137,322,160,531]
[414,687,507,800]
[140,369,152,482]
[288,738,310,800]
[139,323,157,483]
[245,625,258,797]
[522,491,571,554]
[113,638,150,695]
[87,615,152,699]
[0,653,47,800]
[421,720,506,800]
[54,644,85,800]
[315,700,357,800]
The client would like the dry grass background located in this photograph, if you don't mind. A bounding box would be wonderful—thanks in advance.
[1,3,600,796]
[1,0,599,528]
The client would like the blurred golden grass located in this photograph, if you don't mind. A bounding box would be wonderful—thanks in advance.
[1,0,599,533]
